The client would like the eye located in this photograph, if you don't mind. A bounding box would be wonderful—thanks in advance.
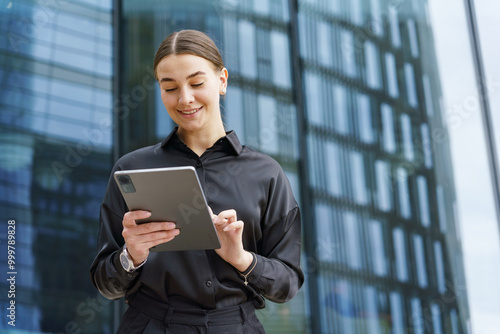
[192,82,204,88]
[164,87,177,92]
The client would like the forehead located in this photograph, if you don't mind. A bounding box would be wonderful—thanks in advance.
[156,54,217,78]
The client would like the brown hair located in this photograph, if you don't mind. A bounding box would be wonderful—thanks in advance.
[153,30,224,80]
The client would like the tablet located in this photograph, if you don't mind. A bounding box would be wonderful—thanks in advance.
[114,166,221,252]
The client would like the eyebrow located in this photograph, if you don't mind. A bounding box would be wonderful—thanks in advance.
[160,71,206,83]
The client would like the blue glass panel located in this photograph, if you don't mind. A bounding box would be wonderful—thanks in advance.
[364,41,381,89]
[422,74,434,116]
[407,19,419,57]
[368,0,384,37]
[270,31,291,88]
[401,113,414,161]
[364,286,381,334]
[239,21,257,78]
[417,176,430,227]
[316,204,336,262]
[390,292,405,333]
[333,84,349,134]
[340,29,357,78]
[350,150,368,205]
[357,93,374,143]
[258,94,279,154]
[451,309,459,334]
[375,160,392,212]
[385,52,399,98]
[325,140,342,197]
[404,63,418,107]
[396,167,411,219]
[368,219,387,276]
[436,185,448,233]
[421,123,433,168]
[381,103,396,153]
[434,241,447,293]
[344,211,362,270]
[432,303,443,334]
[254,0,270,15]
[318,21,332,68]
[413,234,428,288]
[305,72,322,125]
[393,227,408,282]
[389,6,401,47]
[224,86,244,138]
[410,298,424,334]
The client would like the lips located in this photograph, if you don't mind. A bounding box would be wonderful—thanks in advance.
[178,106,202,115]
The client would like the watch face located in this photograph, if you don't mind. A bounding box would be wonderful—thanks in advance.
[120,252,130,271]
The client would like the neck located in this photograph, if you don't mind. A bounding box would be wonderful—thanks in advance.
[178,124,227,156]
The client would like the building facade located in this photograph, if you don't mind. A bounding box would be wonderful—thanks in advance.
[0,0,115,332]
[0,0,470,333]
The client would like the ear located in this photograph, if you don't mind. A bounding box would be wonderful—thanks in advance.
[219,68,228,95]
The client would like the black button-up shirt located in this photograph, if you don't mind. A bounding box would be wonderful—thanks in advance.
[90,129,303,309]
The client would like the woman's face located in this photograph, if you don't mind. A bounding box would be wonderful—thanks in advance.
[156,54,227,135]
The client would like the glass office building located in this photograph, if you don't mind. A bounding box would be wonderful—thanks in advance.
[0,0,114,332]
[0,0,485,333]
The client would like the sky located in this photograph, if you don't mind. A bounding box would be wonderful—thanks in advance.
[427,0,500,333]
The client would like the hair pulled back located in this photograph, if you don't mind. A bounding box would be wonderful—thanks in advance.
[153,30,224,80]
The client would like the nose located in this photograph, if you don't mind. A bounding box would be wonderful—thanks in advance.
[178,87,194,105]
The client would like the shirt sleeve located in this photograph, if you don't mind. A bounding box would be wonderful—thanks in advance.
[89,168,142,300]
[244,167,304,304]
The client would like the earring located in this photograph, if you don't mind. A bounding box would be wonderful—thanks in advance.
[222,88,226,94]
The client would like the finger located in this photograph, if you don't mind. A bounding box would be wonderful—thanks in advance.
[123,210,151,226]
[222,220,244,232]
[214,209,237,225]
[134,222,177,236]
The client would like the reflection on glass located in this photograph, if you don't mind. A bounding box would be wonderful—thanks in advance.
[413,234,428,288]
[393,227,409,282]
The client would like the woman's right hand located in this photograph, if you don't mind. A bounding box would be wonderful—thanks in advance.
[121,210,180,266]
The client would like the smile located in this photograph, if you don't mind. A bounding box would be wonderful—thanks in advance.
[178,106,202,115]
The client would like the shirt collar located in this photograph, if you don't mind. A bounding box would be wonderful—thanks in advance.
[161,128,243,156]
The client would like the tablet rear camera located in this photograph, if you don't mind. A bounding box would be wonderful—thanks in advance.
[118,175,136,193]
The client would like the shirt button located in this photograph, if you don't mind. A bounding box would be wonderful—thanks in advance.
[196,163,202,168]
[206,280,212,287]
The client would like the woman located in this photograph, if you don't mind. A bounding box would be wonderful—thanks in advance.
[90,29,303,333]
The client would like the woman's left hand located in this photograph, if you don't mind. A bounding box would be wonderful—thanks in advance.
[210,208,253,272]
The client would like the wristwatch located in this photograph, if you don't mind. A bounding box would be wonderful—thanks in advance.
[119,245,146,272]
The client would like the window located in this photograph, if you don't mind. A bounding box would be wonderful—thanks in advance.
[436,185,448,233]
[340,29,357,78]
[390,292,405,333]
[368,220,387,276]
[385,52,399,98]
[318,21,332,67]
[396,167,411,219]
[389,6,401,47]
[434,241,447,294]
[423,74,434,116]
[270,31,291,88]
[239,21,257,78]
[417,175,430,227]
[224,87,244,138]
[344,212,362,270]
[333,84,349,134]
[316,204,336,262]
[413,234,428,288]
[375,160,392,212]
[381,103,396,153]
[325,140,342,197]
[369,0,384,37]
[410,298,424,334]
[432,303,443,334]
[364,286,382,334]
[305,72,322,126]
[350,150,368,205]
[258,95,279,154]
[364,41,381,89]
[421,123,433,168]
[404,63,418,107]
[357,93,374,143]
[401,113,414,161]
[407,19,419,57]
[393,227,409,282]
